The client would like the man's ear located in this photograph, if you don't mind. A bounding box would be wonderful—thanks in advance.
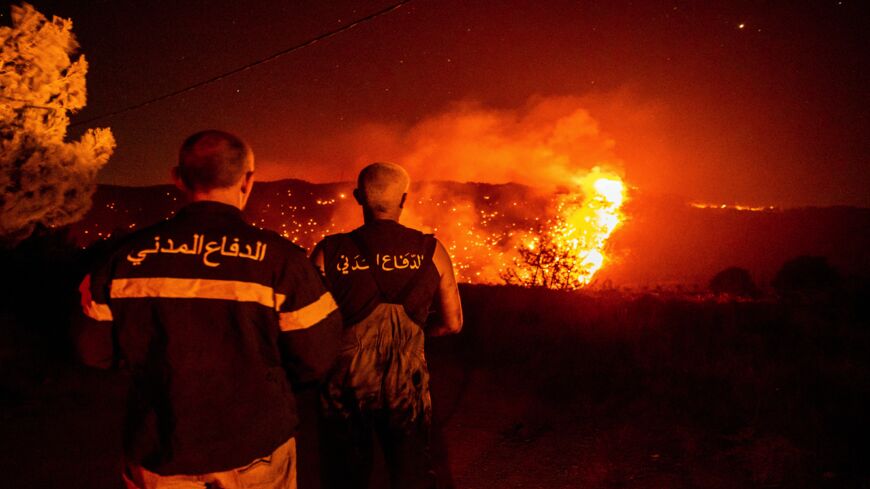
[241,171,255,195]
[353,188,364,206]
[399,193,407,209]
[171,167,187,193]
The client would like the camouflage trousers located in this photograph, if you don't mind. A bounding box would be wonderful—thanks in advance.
[320,303,435,489]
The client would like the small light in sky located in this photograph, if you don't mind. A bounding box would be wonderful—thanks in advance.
[738,23,746,29]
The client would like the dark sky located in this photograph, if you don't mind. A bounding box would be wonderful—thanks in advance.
[17,0,870,206]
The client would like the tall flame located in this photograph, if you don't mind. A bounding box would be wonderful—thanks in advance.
[509,168,626,289]
[565,169,626,284]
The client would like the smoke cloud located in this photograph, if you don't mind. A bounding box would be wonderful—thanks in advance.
[334,95,626,190]
[279,95,635,283]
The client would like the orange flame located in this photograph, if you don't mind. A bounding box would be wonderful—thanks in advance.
[689,202,776,212]
[491,168,628,289]
[516,168,626,288]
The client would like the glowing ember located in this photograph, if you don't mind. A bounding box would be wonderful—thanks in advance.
[74,176,628,289]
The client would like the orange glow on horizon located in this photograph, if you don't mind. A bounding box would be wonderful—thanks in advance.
[689,202,777,212]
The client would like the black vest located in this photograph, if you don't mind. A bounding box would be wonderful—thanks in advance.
[318,220,440,326]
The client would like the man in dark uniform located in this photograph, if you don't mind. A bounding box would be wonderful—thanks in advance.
[311,162,463,489]
[78,130,341,489]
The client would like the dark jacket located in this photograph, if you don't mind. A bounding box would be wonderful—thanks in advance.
[79,201,341,475]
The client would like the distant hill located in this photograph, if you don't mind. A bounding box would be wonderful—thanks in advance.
[71,179,870,287]
[600,195,870,287]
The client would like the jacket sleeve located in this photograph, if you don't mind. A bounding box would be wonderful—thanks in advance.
[275,248,342,385]
[76,257,115,369]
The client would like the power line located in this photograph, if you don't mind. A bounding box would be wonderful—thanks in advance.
[70,0,414,128]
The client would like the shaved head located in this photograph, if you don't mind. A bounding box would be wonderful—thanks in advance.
[357,162,410,216]
[177,130,253,192]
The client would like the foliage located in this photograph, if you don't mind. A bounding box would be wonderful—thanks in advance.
[772,255,840,298]
[0,3,115,245]
[709,266,759,298]
[500,221,600,290]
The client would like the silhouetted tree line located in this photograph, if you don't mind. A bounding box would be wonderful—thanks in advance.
[707,256,847,302]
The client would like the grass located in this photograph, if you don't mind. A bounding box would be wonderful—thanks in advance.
[1,238,868,487]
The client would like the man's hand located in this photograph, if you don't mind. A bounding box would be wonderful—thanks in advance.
[77,273,115,369]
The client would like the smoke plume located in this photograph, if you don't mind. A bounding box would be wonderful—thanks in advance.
[338,96,626,190]
[299,96,632,283]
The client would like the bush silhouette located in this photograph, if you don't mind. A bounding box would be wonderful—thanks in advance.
[709,266,758,298]
[772,256,840,297]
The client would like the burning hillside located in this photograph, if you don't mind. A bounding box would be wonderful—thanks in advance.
[61,97,869,289]
[70,176,626,286]
[71,180,870,289]
[73,97,638,287]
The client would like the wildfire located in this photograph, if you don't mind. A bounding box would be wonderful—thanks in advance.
[689,202,777,212]
[548,169,626,285]
[76,174,628,290]
[505,168,627,289]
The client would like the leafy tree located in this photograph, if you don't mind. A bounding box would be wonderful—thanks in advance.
[1,3,115,245]
[772,256,840,297]
[709,266,759,298]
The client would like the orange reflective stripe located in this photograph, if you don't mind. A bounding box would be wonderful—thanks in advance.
[84,301,114,322]
[275,293,287,311]
[279,292,338,331]
[110,277,278,309]
[80,274,113,321]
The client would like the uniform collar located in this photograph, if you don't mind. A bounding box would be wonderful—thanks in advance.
[365,218,401,226]
[177,201,244,219]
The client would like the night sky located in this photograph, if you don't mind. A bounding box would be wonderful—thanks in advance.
[15,0,869,206]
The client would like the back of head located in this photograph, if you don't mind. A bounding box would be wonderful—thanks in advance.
[357,162,410,216]
[177,130,252,192]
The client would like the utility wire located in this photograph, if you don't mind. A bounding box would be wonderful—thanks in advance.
[69,0,414,128]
